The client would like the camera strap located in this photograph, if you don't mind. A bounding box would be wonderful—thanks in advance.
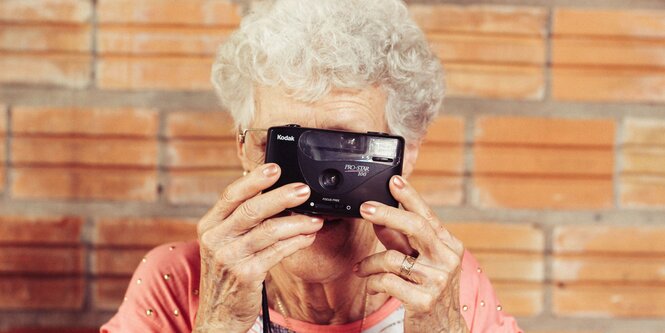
[262,280,272,333]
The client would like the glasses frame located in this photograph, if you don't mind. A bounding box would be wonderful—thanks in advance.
[238,127,268,144]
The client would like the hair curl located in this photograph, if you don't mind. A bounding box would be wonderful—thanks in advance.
[211,0,444,141]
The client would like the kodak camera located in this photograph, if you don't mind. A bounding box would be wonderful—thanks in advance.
[264,125,405,218]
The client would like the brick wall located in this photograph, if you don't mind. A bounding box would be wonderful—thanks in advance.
[0,0,664,332]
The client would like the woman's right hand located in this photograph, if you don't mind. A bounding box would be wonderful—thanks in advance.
[193,163,323,333]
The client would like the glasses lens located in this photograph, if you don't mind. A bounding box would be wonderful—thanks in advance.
[244,130,268,165]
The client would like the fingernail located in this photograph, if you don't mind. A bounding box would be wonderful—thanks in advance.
[360,202,376,215]
[311,217,323,223]
[392,175,405,189]
[294,184,310,197]
[352,263,359,272]
[263,164,279,177]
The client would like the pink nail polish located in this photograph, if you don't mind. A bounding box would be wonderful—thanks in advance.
[263,164,278,177]
[392,175,405,189]
[360,203,376,215]
[294,184,310,196]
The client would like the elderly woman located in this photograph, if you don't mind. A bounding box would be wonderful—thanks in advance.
[101,0,522,332]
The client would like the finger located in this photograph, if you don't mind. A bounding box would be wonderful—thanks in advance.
[390,175,464,256]
[389,175,434,222]
[360,201,441,255]
[365,273,434,312]
[238,214,324,256]
[247,233,318,272]
[354,250,430,284]
[226,182,312,234]
[198,163,281,235]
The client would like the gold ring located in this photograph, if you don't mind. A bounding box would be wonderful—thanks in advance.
[399,254,417,277]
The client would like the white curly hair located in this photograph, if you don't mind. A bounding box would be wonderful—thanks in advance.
[211,0,444,142]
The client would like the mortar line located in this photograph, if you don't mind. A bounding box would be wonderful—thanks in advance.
[156,109,169,205]
[543,5,553,102]
[462,112,476,208]
[4,105,11,201]
[90,0,98,88]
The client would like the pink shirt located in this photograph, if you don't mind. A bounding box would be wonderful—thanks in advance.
[100,241,522,332]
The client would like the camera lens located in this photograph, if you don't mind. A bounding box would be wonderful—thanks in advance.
[319,169,343,190]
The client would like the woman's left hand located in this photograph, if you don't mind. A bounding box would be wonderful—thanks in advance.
[355,175,470,333]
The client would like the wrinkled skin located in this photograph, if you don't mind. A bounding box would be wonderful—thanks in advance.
[193,86,469,333]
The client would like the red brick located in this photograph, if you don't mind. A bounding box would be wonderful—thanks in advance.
[553,8,665,39]
[0,0,92,24]
[475,146,613,176]
[93,277,128,310]
[0,25,91,52]
[0,277,84,310]
[410,5,547,36]
[620,175,665,208]
[409,174,463,206]
[414,145,463,174]
[168,169,239,205]
[445,63,544,100]
[474,252,543,282]
[623,118,665,146]
[430,34,545,65]
[475,116,616,147]
[166,140,240,169]
[554,225,665,255]
[98,26,231,56]
[165,111,235,139]
[0,247,83,274]
[13,107,158,136]
[446,222,544,252]
[92,248,146,275]
[13,137,158,167]
[553,285,665,318]
[94,218,197,247]
[425,116,464,144]
[0,54,91,88]
[97,0,241,26]
[552,38,665,68]
[552,67,665,103]
[13,167,157,201]
[0,216,83,245]
[96,56,212,90]
[553,256,665,283]
[493,282,543,317]
[472,177,613,209]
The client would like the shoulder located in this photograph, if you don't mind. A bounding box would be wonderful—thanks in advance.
[100,240,201,332]
[458,249,523,333]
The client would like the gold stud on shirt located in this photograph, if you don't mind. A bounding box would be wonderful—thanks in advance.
[123,297,128,302]
[169,246,176,251]
[142,257,147,263]
[480,300,485,307]
[477,267,482,273]
[174,308,180,317]
[146,309,154,316]
[497,305,502,311]
[163,274,171,281]
[136,278,142,285]
[462,305,468,311]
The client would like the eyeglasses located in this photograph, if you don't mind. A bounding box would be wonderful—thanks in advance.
[238,127,269,165]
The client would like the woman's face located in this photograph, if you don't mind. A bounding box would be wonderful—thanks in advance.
[237,85,418,282]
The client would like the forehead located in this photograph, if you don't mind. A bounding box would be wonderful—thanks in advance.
[252,85,388,132]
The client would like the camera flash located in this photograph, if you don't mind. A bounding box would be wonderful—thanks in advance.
[368,138,398,159]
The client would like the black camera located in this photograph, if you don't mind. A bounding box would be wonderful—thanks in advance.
[264,125,405,218]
